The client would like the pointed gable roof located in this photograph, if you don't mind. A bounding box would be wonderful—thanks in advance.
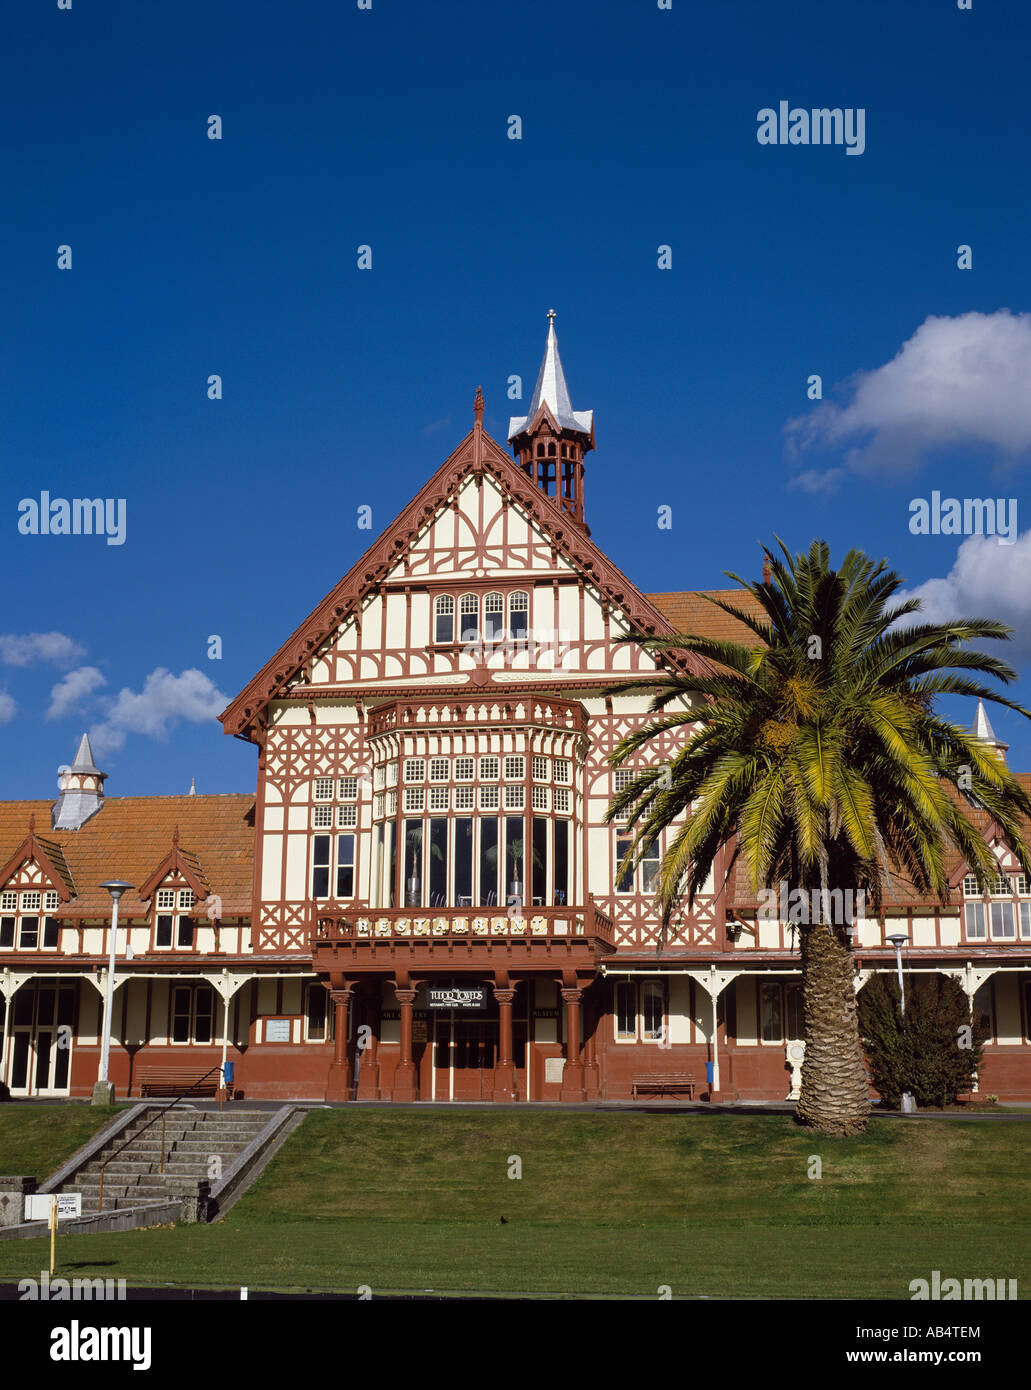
[220,407,710,738]
[0,820,76,902]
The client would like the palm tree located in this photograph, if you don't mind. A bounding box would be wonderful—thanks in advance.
[607,539,1031,1135]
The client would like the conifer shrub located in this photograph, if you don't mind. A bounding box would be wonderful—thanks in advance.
[859,973,988,1109]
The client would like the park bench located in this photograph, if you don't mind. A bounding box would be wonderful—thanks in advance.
[631,1074,697,1100]
[135,1067,220,1098]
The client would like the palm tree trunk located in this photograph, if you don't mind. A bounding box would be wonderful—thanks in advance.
[795,923,870,1135]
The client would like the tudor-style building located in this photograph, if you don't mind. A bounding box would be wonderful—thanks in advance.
[3,316,1031,1103]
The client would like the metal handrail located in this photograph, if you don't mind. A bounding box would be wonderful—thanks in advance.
[97,1066,222,1212]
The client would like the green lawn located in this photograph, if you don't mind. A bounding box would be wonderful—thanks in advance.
[0,1104,126,1177]
[0,1109,1026,1298]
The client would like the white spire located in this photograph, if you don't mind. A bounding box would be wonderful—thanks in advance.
[972,699,1008,758]
[508,310,593,440]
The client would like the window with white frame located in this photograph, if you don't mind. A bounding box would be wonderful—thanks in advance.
[483,592,504,640]
[311,834,357,899]
[554,758,570,784]
[404,758,425,783]
[339,777,358,801]
[615,833,661,894]
[337,804,358,828]
[0,888,60,951]
[553,787,570,813]
[504,756,524,781]
[532,785,548,810]
[430,758,449,782]
[479,756,499,780]
[479,786,500,810]
[454,757,474,781]
[155,887,196,949]
[963,874,980,897]
[532,756,549,781]
[434,595,454,643]
[404,788,425,812]
[455,787,474,810]
[504,785,524,810]
[614,980,666,1042]
[313,805,334,828]
[510,591,529,639]
[760,982,803,1041]
[460,594,479,642]
[429,786,449,811]
[964,902,987,940]
[313,778,334,802]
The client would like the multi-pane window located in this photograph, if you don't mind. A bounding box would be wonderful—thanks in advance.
[339,777,358,800]
[553,787,570,813]
[454,758,474,781]
[964,902,987,939]
[615,981,666,1042]
[963,874,980,896]
[2,888,61,951]
[386,761,398,787]
[761,983,803,1041]
[532,756,549,781]
[483,592,504,640]
[404,758,425,783]
[455,787,475,810]
[504,786,524,810]
[313,806,334,828]
[460,594,479,642]
[170,985,214,1045]
[314,778,334,801]
[430,758,449,782]
[510,591,529,638]
[532,786,548,810]
[480,786,500,810]
[337,805,358,828]
[615,834,661,894]
[554,759,570,784]
[311,835,356,899]
[155,887,196,949]
[504,756,524,781]
[404,788,425,812]
[614,769,634,792]
[429,787,449,811]
[479,757,499,780]
[435,595,454,643]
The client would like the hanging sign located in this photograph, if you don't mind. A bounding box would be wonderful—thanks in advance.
[427,986,486,1010]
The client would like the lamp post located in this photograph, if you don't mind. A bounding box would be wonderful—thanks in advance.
[886,932,916,1114]
[93,881,133,1106]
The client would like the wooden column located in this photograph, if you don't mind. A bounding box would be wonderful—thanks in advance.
[326,987,354,1101]
[392,986,419,1101]
[355,987,382,1100]
[560,987,586,1101]
[492,985,517,1103]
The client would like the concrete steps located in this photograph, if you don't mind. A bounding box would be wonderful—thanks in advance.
[60,1108,273,1213]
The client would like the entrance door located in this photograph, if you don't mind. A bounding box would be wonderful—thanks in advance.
[6,983,76,1097]
[432,1011,500,1100]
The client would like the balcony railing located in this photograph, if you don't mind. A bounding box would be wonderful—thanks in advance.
[367,695,587,738]
[314,897,615,948]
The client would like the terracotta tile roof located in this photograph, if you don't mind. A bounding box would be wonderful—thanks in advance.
[646,589,768,646]
[0,796,254,919]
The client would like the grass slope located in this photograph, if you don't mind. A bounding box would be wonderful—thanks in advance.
[0,1104,126,1178]
[0,1110,1025,1298]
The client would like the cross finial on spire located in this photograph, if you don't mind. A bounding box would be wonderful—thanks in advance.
[474,385,484,426]
[546,308,556,323]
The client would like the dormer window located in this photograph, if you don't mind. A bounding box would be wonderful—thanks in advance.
[154,888,196,950]
[0,888,60,950]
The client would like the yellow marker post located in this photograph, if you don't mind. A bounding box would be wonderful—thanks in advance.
[49,1197,57,1278]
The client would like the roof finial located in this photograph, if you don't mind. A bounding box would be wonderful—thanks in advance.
[546,308,556,325]
[473,385,484,426]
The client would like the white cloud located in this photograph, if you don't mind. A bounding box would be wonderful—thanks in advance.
[89,668,229,758]
[46,666,107,721]
[786,310,1031,480]
[0,632,86,667]
[788,467,847,496]
[0,691,15,724]
[897,529,1031,667]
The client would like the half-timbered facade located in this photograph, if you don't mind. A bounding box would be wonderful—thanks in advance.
[4,317,1031,1103]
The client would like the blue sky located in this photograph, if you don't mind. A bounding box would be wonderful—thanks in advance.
[3,0,1031,797]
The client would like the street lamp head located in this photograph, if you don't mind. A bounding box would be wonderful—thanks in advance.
[886,933,909,949]
[99,880,134,901]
